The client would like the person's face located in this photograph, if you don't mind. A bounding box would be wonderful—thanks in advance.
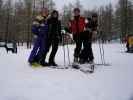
[42,9,49,17]
[53,12,58,18]
[92,17,97,21]
[74,10,80,16]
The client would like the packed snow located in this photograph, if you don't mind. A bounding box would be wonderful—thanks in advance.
[0,43,133,100]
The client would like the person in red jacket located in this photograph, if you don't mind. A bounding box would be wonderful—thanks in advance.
[69,8,86,63]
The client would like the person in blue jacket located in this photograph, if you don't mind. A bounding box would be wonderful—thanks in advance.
[28,8,49,66]
[39,10,62,66]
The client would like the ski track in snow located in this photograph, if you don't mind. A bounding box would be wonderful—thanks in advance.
[0,43,133,100]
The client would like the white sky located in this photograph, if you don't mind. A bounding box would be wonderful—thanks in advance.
[7,0,119,11]
[54,0,119,11]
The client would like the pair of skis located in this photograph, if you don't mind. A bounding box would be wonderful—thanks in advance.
[30,62,111,74]
[51,62,110,74]
[30,62,94,73]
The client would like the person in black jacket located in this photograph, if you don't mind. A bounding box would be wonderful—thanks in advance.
[79,13,98,64]
[40,10,62,66]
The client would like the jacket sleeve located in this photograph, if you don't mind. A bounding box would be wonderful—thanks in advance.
[31,15,45,36]
[31,19,40,36]
[58,20,62,39]
[68,20,72,33]
[47,18,51,37]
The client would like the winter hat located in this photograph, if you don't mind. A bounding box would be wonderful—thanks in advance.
[51,10,59,17]
[92,13,98,17]
[73,8,80,12]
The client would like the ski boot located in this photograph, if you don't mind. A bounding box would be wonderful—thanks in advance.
[49,61,58,66]
[28,59,41,67]
[39,60,49,67]
[72,57,80,69]
[88,60,95,73]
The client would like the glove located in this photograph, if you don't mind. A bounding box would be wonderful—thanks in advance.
[33,35,38,39]
[92,31,97,40]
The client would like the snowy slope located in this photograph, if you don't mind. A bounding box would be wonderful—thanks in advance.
[0,43,133,100]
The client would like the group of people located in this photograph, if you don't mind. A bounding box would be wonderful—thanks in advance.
[28,7,98,67]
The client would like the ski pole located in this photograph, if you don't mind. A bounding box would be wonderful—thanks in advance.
[98,39,104,64]
[98,31,104,65]
[62,34,66,66]
[66,36,71,65]
[101,40,106,64]
[99,31,107,65]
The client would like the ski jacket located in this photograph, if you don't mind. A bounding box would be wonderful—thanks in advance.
[90,20,98,31]
[47,17,62,40]
[31,15,48,38]
[69,16,86,35]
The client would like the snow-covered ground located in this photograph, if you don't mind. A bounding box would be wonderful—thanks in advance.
[0,43,133,100]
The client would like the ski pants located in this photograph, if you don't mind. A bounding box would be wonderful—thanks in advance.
[80,41,94,61]
[40,38,59,63]
[28,36,47,63]
[73,32,94,61]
